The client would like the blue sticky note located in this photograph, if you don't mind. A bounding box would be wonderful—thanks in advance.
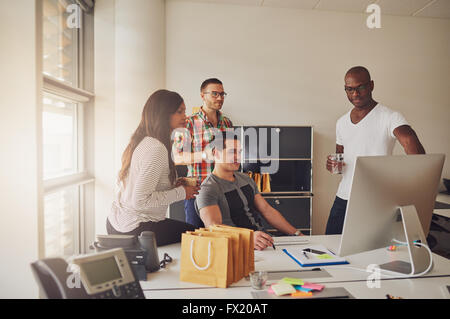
[293,285,313,292]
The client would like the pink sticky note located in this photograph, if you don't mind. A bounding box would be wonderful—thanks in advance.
[268,286,274,294]
[301,282,324,291]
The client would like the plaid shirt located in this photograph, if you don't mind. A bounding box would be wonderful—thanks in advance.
[173,107,233,183]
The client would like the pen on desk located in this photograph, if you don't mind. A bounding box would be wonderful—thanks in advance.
[303,251,309,259]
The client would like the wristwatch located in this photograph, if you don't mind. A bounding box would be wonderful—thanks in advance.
[294,230,302,236]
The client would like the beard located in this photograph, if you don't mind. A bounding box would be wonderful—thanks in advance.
[206,100,223,110]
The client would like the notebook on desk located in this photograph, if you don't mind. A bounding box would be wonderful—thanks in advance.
[272,236,310,246]
[282,244,349,267]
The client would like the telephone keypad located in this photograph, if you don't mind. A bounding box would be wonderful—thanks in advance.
[91,281,145,299]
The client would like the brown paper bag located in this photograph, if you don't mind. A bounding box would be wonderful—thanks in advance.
[196,228,244,282]
[179,232,232,288]
[209,225,254,276]
[192,230,237,283]
[253,173,262,192]
[262,173,271,193]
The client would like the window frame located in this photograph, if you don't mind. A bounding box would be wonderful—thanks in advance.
[41,0,95,258]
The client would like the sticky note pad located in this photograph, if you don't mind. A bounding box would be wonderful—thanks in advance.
[271,283,296,296]
[317,254,333,259]
[267,286,274,294]
[281,277,304,286]
[291,291,313,298]
[302,282,325,291]
[294,285,313,292]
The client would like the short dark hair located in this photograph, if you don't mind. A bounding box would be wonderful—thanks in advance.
[200,78,223,92]
[345,66,371,81]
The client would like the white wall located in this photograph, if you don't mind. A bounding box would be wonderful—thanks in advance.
[94,0,166,235]
[0,1,42,298]
[165,1,450,234]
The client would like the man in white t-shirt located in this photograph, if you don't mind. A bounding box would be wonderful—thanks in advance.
[325,66,425,235]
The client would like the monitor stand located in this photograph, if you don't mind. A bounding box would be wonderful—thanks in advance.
[379,205,432,275]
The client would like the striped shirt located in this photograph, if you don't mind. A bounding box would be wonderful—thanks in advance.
[172,107,233,183]
[108,137,186,233]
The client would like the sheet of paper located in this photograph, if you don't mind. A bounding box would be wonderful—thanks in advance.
[271,283,296,296]
[294,285,313,292]
[317,254,333,259]
[281,277,304,286]
[291,291,313,297]
[302,282,325,291]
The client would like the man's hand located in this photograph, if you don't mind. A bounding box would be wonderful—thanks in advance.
[326,155,336,173]
[254,231,274,251]
[326,144,344,173]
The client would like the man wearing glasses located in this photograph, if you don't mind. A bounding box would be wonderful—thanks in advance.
[325,66,426,235]
[173,78,233,227]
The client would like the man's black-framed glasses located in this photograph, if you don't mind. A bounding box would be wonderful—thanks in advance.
[204,91,228,98]
[344,82,371,94]
[159,253,173,268]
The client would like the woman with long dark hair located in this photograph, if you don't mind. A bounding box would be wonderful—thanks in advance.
[107,90,199,246]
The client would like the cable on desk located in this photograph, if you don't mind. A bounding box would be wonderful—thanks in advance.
[334,239,434,279]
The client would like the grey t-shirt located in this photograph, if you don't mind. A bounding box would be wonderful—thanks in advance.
[195,172,265,231]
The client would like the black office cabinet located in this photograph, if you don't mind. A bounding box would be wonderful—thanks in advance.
[239,126,313,234]
[242,160,311,193]
[264,197,311,234]
[242,126,312,159]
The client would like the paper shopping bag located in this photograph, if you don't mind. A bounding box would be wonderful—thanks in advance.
[253,173,262,192]
[262,173,271,193]
[209,225,254,276]
[192,230,236,284]
[180,232,232,288]
[196,228,244,282]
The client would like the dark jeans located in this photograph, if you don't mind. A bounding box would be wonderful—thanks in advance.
[184,198,205,228]
[106,218,195,247]
[325,196,348,235]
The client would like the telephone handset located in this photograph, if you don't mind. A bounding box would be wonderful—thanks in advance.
[31,248,145,299]
[31,258,89,299]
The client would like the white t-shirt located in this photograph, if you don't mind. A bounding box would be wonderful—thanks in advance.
[336,104,409,200]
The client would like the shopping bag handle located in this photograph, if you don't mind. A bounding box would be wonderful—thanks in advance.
[190,239,211,271]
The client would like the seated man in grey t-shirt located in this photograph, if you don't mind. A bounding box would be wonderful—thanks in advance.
[195,132,303,250]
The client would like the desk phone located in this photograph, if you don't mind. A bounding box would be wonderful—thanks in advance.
[72,248,145,299]
[31,248,145,299]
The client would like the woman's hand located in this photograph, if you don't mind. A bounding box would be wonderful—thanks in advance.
[175,177,186,187]
[183,184,200,200]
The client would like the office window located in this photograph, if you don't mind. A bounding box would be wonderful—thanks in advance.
[41,0,94,258]
[43,93,78,180]
[44,187,79,257]
[43,0,78,86]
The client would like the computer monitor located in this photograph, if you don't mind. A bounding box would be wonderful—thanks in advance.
[338,154,445,261]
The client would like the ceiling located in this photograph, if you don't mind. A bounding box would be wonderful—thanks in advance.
[173,0,450,19]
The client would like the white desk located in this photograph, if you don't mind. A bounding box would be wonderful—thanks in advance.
[140,235,450,298]
[143,276,450,299]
